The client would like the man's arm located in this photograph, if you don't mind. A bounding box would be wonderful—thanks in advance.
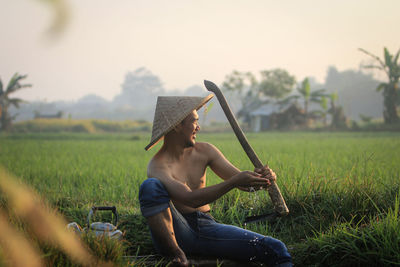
[150,163,270,208]
[205,143,272,190]
[205,143,241,180]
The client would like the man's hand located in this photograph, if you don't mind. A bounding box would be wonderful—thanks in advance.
[171,247,189,267]
[254,165,276,188]
[231,171,271,189]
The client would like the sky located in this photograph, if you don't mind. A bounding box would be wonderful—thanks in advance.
[1,0,399,102]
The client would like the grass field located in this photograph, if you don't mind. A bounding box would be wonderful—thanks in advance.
[0,131,399,266]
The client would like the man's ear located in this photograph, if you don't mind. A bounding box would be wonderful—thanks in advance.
[173,122,183,133]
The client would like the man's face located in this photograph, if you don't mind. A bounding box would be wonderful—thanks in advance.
[180,110,200,148]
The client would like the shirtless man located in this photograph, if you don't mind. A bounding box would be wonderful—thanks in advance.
[139,94,292,266]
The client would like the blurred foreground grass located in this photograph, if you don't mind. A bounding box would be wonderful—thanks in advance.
[0,132,399,266]
[0,167,118,267]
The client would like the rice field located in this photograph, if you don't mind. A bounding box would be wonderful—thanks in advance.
[0,131,399,266]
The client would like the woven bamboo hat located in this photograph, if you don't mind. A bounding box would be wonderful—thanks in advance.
[145,94,213,151]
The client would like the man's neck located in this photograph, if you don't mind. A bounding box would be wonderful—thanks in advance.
[161,134,192,161]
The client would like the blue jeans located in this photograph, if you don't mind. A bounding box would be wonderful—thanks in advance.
[139,178,292,266]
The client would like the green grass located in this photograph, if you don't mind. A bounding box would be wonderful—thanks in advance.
[0,131,399,266]
[12,119,151,133]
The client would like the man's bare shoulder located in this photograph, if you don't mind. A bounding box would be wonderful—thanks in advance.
[147,153,169,178]
[193,141,219,153]
[193,142,224,164]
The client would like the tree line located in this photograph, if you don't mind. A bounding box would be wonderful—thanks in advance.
[221,47,399,130]
[221,69,347,130]
[1,47,399,132]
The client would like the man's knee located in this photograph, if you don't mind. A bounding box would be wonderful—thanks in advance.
[139,178,164,195]
[261,237,292,266]
[139,178,171,217]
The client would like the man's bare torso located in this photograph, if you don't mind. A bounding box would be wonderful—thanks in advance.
[147,142,211,214]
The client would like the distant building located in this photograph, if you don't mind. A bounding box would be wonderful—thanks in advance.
[34,111,63,119]
[249,105,280,132]
[250,103,308,131]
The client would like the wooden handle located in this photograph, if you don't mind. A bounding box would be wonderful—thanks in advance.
[204,80,289,216]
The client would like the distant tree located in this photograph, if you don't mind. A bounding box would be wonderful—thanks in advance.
[298,78,326,116]
[222,70,265,125]
[258,69,296,100]
[359,47,400,124]
[113,67,165,110]
[222,69,296,125]
[327,92,347,129]
[282,78,326,121]
[202,102,214,127]
[329,92,338,115]
[319,96,328,127]
[324,66,382,120]
[0,73,31,131]
[331,106,348,130]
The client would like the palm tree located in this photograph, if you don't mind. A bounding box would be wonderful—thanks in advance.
[359,47,400,124]
[319,96,328,127]
[329,92,338,114]
[328,92,347,129]
[0,73,32,131]
[297,78,326,116]
[281,78,326,124]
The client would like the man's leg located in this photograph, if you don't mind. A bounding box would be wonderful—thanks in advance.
[190,212,292,267]
[139,178,194,266]
[146,208,188,265]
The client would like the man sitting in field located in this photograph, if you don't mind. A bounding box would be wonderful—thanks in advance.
[139,94,292,266]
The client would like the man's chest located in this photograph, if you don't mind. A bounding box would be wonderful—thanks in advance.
[169,157,208,189]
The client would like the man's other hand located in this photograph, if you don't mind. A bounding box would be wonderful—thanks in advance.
[254,165,277,183]
[232,171,271,189]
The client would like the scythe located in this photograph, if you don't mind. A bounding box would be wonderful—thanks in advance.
[203,80,289,222]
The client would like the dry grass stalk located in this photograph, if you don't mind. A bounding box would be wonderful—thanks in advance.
[0,211,43,267]
[0,167,108,266]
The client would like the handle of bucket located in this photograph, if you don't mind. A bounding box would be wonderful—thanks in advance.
[87,206,119,228]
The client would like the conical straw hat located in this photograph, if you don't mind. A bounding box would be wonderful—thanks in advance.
[145,94,213,151]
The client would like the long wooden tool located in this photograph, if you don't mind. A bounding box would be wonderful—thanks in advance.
[204,80,289,216]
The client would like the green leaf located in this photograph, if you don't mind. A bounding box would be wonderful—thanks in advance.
[279,95,300,106]
[376,83,387,92]
[330,92,338,102]
[0,77,3,95]
[310,89,327,102]
[362,64,383,71]
[359,47,385,69]
[6,73,31,95]
[384,47,393,69]
[203,102,214,116]
[8,98,24,108]
[393,49,400,66]
[303,78,311,98]
[320,96,328,110]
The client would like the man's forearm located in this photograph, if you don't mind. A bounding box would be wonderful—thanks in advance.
[182,179,236,208]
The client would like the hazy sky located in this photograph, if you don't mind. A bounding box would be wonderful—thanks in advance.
[1,0,399,102]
